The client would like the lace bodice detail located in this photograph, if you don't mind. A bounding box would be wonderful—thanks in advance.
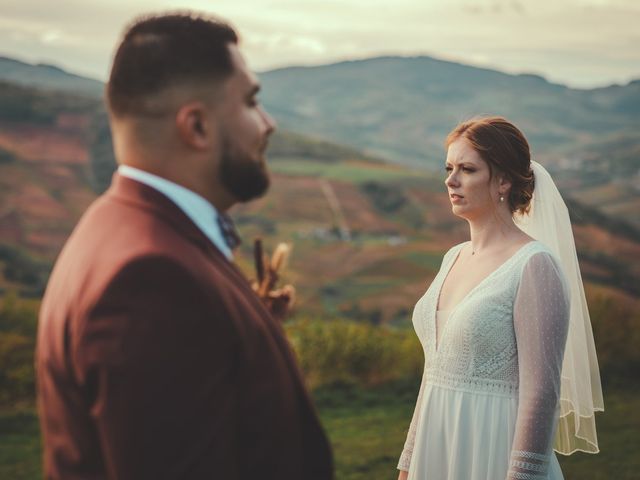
[398,241,570,479]
[414,243,527,395]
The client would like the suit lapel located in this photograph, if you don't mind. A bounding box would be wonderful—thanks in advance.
[213,252,313,398]
[108,173,313,400]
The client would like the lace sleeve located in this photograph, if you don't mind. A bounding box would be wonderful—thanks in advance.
[398,368,427,471]
[508,252,570,479]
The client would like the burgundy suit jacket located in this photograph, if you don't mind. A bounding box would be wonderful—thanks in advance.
[36,174,333,479]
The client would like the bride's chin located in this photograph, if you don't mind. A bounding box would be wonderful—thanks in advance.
[451,205,466,216]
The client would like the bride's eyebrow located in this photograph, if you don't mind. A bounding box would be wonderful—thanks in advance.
[446,159,478,167]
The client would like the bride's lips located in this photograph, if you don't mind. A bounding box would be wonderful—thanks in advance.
[450,193,464,204]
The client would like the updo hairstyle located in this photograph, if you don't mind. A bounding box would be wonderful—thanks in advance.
[445,116,535,215]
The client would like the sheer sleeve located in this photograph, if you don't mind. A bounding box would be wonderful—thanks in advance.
[508,252,570,479]
[398,367,427,471]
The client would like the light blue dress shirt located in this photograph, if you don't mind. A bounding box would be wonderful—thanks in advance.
[118,165,233,260]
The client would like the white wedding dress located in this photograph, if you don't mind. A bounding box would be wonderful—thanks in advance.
[399,241,570,480]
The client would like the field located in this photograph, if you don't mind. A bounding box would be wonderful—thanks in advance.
[1,382,637,479]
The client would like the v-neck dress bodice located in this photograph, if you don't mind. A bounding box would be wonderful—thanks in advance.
[399,241,570,480]
[435,310,450,351]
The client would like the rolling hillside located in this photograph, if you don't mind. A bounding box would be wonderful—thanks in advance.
[7,53,635,227]
[0,77,638,326]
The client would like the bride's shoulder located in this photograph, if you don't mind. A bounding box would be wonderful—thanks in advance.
[519,241,564,274]
[522,240,555,260]
[442,241,468,262]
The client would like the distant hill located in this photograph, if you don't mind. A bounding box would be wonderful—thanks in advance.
[4,54,638,169]
[0,78,638,326]
[258,55,640,168]
[0,56,103,97]
[3,54,638,170]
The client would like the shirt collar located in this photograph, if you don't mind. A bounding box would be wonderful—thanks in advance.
[117,165,233,260]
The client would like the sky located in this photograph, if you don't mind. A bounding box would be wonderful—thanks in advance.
[1,0,639,89]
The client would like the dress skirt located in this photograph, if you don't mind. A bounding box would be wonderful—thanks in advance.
[407,383,564,480]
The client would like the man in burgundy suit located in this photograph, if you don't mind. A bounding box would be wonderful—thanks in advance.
[36,12,333,480]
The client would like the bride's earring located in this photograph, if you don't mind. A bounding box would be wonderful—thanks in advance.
[499,194,504,203]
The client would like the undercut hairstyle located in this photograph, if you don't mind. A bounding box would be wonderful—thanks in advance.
[106,13,239,117]
[446,116,535,215]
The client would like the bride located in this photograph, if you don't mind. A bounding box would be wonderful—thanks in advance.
[397,117,603,480]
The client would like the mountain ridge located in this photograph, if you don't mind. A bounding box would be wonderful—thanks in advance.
[0,56,103,97]
[3,52,639,102]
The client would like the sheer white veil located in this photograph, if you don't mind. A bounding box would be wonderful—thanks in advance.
[514,160,604,455]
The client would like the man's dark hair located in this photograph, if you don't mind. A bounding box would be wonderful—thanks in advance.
[106,13,238,117]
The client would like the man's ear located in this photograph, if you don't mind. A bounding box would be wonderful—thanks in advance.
[175,102,213,150]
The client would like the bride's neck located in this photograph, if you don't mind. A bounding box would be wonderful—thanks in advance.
[467,213,521,255]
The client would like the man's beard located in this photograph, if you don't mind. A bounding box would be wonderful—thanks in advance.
[219,138,270,202]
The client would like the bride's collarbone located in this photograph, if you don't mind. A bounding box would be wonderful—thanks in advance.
[438,264,493,310]
[437,247,517,310]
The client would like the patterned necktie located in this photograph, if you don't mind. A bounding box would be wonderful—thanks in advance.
[217,212,241,250]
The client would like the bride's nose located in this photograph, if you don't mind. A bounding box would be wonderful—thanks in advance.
[445,171,459,187]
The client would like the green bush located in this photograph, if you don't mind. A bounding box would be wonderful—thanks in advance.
[361,181,408,213]
[285,318,423,389]
[0,246,50,295]
[0,332,34,404]
[0,147,15,164]
[589,294,640,384]
[0,293,39,405]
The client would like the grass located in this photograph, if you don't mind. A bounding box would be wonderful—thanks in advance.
[0,409,41,479]
[556,385,640,479]
[315,379,420,480]
[1,383,638,479]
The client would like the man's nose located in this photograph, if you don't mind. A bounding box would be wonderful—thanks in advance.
[260,106,277,135]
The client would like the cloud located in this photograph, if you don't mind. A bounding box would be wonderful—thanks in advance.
[246,32,326,56]
[462,0,526,15]
[0,0,637,87]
